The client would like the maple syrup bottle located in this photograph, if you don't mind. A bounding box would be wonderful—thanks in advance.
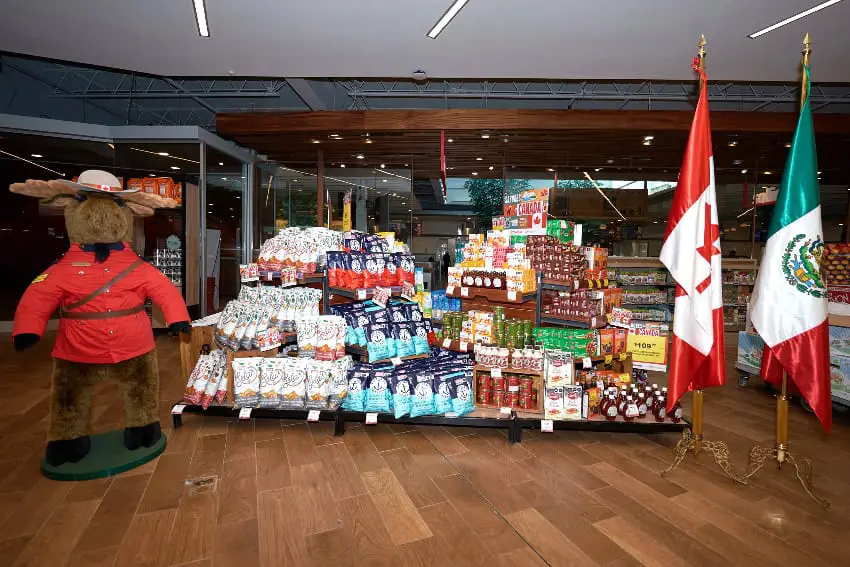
[637,393,648,419]
[603,395,619,421]
[623,395,639,422]
[670,399,684,423]
[644,384,654,408]
[653,395,667,422]
[618,387,628,415]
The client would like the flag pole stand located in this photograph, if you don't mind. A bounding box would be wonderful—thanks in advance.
[741,374,830,508]
[661,389,746,483]
[740,34,829,509]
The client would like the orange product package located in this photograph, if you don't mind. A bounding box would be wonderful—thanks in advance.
[156,177,173,199]
[142,178,158,195]
[127,178,144,193]
[599,328,615,355]
[614,328,627,354]
[173,182,183,204]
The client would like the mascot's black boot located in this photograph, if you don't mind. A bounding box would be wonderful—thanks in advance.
[124,422,162,450]
[45,436,92,467]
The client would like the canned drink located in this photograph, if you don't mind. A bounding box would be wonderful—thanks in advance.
[508,392,520,408]
[491,376,504,390]
[491,390,505,407]
[520,394,533,410]
[519,377,533,391]
[477,374,491,388]
[476,388,490,405]
[507,375,520,389]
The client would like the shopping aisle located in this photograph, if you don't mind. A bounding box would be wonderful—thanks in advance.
[1,333,849,566]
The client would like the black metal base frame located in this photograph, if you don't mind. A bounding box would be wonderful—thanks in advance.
[172,403,687,443]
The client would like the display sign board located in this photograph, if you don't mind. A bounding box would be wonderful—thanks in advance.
[627,324,669,371]
[502,187,550,235]
[342,190,352,232]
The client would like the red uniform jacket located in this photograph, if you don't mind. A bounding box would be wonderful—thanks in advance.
[13,243,190,364]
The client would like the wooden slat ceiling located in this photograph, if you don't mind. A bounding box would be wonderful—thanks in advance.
[217,110,850,184]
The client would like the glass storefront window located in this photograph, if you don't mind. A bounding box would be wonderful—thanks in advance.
[206,146,246,310]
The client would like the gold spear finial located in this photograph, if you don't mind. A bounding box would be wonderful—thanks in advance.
[802,33,811,65]
[801,34,811,107]
[697,34,707,72]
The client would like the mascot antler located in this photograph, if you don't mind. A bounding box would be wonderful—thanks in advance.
[10,178,180,217]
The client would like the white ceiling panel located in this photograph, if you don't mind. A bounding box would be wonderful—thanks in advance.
[0,0,848,82]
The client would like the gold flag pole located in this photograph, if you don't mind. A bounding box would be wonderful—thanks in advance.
[740,33,829,509]
[661,35,744,484]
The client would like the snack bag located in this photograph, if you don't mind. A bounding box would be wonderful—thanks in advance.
[366,323,394,362]
[327,251,341,288]
[363,253,381,289]
[388,303,407,323]
[232,358,262,408]
[348,252,365,289]
[296,318,319,358]
[328,358,350,409]
[393,322,416,358]
[404,303,424,322]
[384,253,398,287]
[215,301,241,349]
[450,373,474,416]
[279,358,307,409]
[232,304,251,349]
[184,354,211,404]
[412,322,430,355]
[200,352,226,409]
[305,361,331,410]
[410,372,436,418]
[391,374,412,419]
[433,373,455,414]
[342,365,369,412]
[256,358,282,407]
[364,370,392,413]
[334,318,348,360]
[315,316,337,361]
[397,254,415,285]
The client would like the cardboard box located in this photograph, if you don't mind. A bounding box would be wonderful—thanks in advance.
[829,325,850,358]
[829,354,850,403]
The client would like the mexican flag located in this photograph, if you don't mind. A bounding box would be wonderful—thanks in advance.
[750,66,831,432]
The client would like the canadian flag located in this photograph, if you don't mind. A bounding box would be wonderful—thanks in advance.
[658,66,726,412]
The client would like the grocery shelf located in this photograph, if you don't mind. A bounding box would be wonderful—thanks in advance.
[345,344,429,364]
[447,286,536,304]
[473,364,542,377]
[437,339,474,353]
[538,315,602,328]
[540,278,609,291]
[171,403,344,433]
[328,286,402,300]
[514,415,689,435]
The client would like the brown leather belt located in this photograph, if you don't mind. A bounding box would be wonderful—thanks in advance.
[60,304,146,320]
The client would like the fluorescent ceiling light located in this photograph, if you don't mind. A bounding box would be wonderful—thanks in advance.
[158,152,169,156]
[131,147,199,164]
[31,153,43,158]
[218,162,224,166]
[171,166,181,170]
[193,0,210,37]
[748,0,843,38]
[471,172,478,176]
[0,149,64,176]
[427,0,469,39]
[356,154,365,159]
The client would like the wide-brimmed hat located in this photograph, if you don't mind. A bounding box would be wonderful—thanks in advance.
[61,170,139,194]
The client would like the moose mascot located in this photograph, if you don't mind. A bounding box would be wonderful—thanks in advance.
[11,170,190,468]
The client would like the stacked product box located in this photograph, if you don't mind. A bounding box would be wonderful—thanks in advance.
[829,325,850,404]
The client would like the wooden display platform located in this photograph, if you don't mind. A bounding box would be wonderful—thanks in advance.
[539,314,604,328]
[446,286,536,304]
[541,277,609,291]
[473,365,544,414]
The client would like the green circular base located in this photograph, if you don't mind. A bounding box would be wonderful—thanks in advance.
[41,430,167,481]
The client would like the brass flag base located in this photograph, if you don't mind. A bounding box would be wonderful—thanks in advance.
[661,428,747,484]
[742,444,830,509]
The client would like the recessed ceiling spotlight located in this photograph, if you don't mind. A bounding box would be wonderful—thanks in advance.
[330,133,340,137]
[489,166,494,171]
[426,0,470,39]
[356,154,365,159]
[643,135,654,141]
[818,170,823,174]
[404,163,409,167]
[607,159,615,164]
[547,168,555,172]
[31,154,43,158]
[448,167,454,170]
[365,138,373,144]
[340,164,346,168]
[148,173,156,177]
[481,133,490,139]
[311,139,320,144]
[748,0,844,39]
[380,164,386,169]
[447,138,454,143]
[107,143,115,150]
[763,170,772,175]
[471,172,478,176]
[653,221,659,224]
[193,0,210,37]
[171,166,180,170]
[594,168,602,172]
[728,140,738,147]
[382,179,387,182]
[642,140,652,146]
[741,169,748,174]
[221,177,227,180]
[476,157,483,161]
[784,142,791,148]
[218,162,224,166]
[733,159,743,165]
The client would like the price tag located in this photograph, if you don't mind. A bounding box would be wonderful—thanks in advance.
[264,272,274,281]
[444,411,458,418]
[391,357,403,366]
[619,352,628,361]
[596,380,604,390]
[461,287,470,297]
[541,419,554,433]
[605,354,613,364]
[171,404,186,415]
[401,281,416,300]
[446,285,455,295]
[508,385,519,393]
[442,338,452,349]
[574,280,580,290]
[459,341,468,352]
[491,367,502,378]
[507,290,517,302]
[582,357,592,369]
[473,343,481,352]
[238,407,252,420]
[373,286,391,308]
[307,410,321,422]
[500,406,513,417]
[356,288,367,300]
[365,412,378,425]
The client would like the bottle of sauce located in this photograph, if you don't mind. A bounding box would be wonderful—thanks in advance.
[670,399,683,423]
[617,389,628,415]
[644,384,654,408]
[637,393,648,419]
[602,395,618,421]
[483,271,493,288]
[623,395,639,422]
[653,395,667,422]
[474,271,484,288]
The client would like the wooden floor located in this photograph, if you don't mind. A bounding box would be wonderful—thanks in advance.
[1,332,850,567]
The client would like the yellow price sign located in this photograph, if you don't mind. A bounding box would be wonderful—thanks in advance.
[604,355,613,364]
[626,333,668,370]
[619,352,627,361]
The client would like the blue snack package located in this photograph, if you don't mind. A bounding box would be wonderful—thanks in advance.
[410,373,436,418]
[404,303,424,322]
[342,365,369,412]
[394,322,416,358]
[412,322,430,355]
[388,304,407,323]
[366,323,394,362]
[391,373,412,419]
[433,372,455,414]
[451,373,475,416]
[364,370,392,413]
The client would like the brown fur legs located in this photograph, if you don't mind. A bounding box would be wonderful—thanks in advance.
[49,350,161,442]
